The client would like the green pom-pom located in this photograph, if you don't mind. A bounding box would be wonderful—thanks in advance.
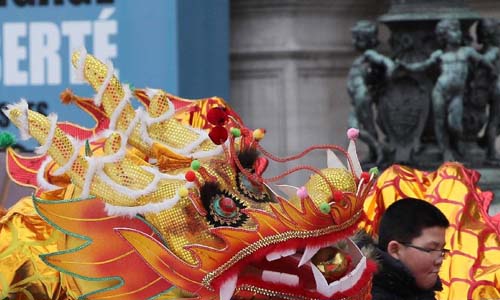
[0,132,16,149]
[230,127,241,137]
[369,167,379,176]
[319,202,331,214]
[191,159,201,171]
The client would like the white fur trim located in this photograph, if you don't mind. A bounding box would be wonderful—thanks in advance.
[140,166,187,181]
[108,84,132,131]
[93,60,114,106]
[80,132,128,198]
[35,113,58,155]
[3,99,30,140]
[143,95,175,126]
[95,168,161,198]
[125,108,143,138]
[99,132,128,165]
[75,47,88,80]
[104,193,181,217]
[139,114,154,146]
[81,157,101,198]
[37,157,60,191]
[190,139,226,159]
[52,137,84,176]
[145,87,160,99]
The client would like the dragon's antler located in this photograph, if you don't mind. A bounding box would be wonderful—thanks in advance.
[71,50,221,160]
[3,102,190,216]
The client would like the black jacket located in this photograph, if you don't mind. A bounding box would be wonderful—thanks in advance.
[371,247,442,300]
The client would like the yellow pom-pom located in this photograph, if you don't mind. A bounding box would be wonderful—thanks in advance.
[253,128,266,141]
[178,187,189,197]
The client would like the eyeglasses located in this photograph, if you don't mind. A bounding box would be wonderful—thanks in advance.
[399,242,450,258]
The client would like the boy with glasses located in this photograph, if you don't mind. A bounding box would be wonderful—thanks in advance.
[371,197,450,300]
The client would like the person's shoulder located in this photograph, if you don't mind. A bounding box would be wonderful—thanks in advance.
[371,285,403,300]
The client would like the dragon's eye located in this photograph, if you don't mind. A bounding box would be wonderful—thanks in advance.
[200,182,248,227]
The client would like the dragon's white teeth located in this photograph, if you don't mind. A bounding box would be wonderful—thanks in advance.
[280,272,300,286]
[266,252,281,261]
[262,270,299,287]
[310,262,330,296]
[282,248,296,257]
[266,248,296,262]
[298,245,321,267]
[219,274,238,300]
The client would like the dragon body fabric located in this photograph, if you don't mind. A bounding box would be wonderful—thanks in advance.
[0,51,499,300]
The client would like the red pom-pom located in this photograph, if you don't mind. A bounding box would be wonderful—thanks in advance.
[220,197,237,214]
[207,107,228,126]
[185,170,196,182]
[209,126,228,145]
[333,190,344,201]
[361,171,370,182]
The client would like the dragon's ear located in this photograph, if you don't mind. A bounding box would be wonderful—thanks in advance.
[116,228,205,291]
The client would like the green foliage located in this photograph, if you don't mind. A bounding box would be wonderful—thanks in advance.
[0,132,16,149]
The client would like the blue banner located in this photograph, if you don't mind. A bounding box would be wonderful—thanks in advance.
[0,0,229,150]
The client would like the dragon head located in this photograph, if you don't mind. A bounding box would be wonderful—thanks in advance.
[3,51,376,300]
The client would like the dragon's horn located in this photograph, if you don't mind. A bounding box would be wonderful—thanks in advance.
[71,50,221,160]
[3,102,190,216]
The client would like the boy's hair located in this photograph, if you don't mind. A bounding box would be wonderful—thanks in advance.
[378,198,449,251]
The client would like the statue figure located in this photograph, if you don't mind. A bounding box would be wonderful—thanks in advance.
[402,18,494,161]
[347,20,395,163]
[477,18,500,160]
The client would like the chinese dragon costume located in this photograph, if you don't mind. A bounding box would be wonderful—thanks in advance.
[1,50,499,300]
[0,51,377,300]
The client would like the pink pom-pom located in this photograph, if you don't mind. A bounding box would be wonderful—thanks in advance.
[347,128,359,140]
[296,186,308,199]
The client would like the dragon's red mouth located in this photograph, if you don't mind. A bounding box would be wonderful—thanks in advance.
[216,239,374,300]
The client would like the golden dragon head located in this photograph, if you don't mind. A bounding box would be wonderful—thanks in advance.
[3,50,377,300]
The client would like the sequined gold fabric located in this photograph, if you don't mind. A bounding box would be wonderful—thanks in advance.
[305,168,357,208]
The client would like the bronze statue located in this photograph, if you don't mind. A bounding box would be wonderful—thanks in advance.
[347,20,395,163]
[477,18,500,160]
[402,19,493,161]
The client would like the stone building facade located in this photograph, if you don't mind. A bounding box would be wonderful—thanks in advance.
[229,0,500,213]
